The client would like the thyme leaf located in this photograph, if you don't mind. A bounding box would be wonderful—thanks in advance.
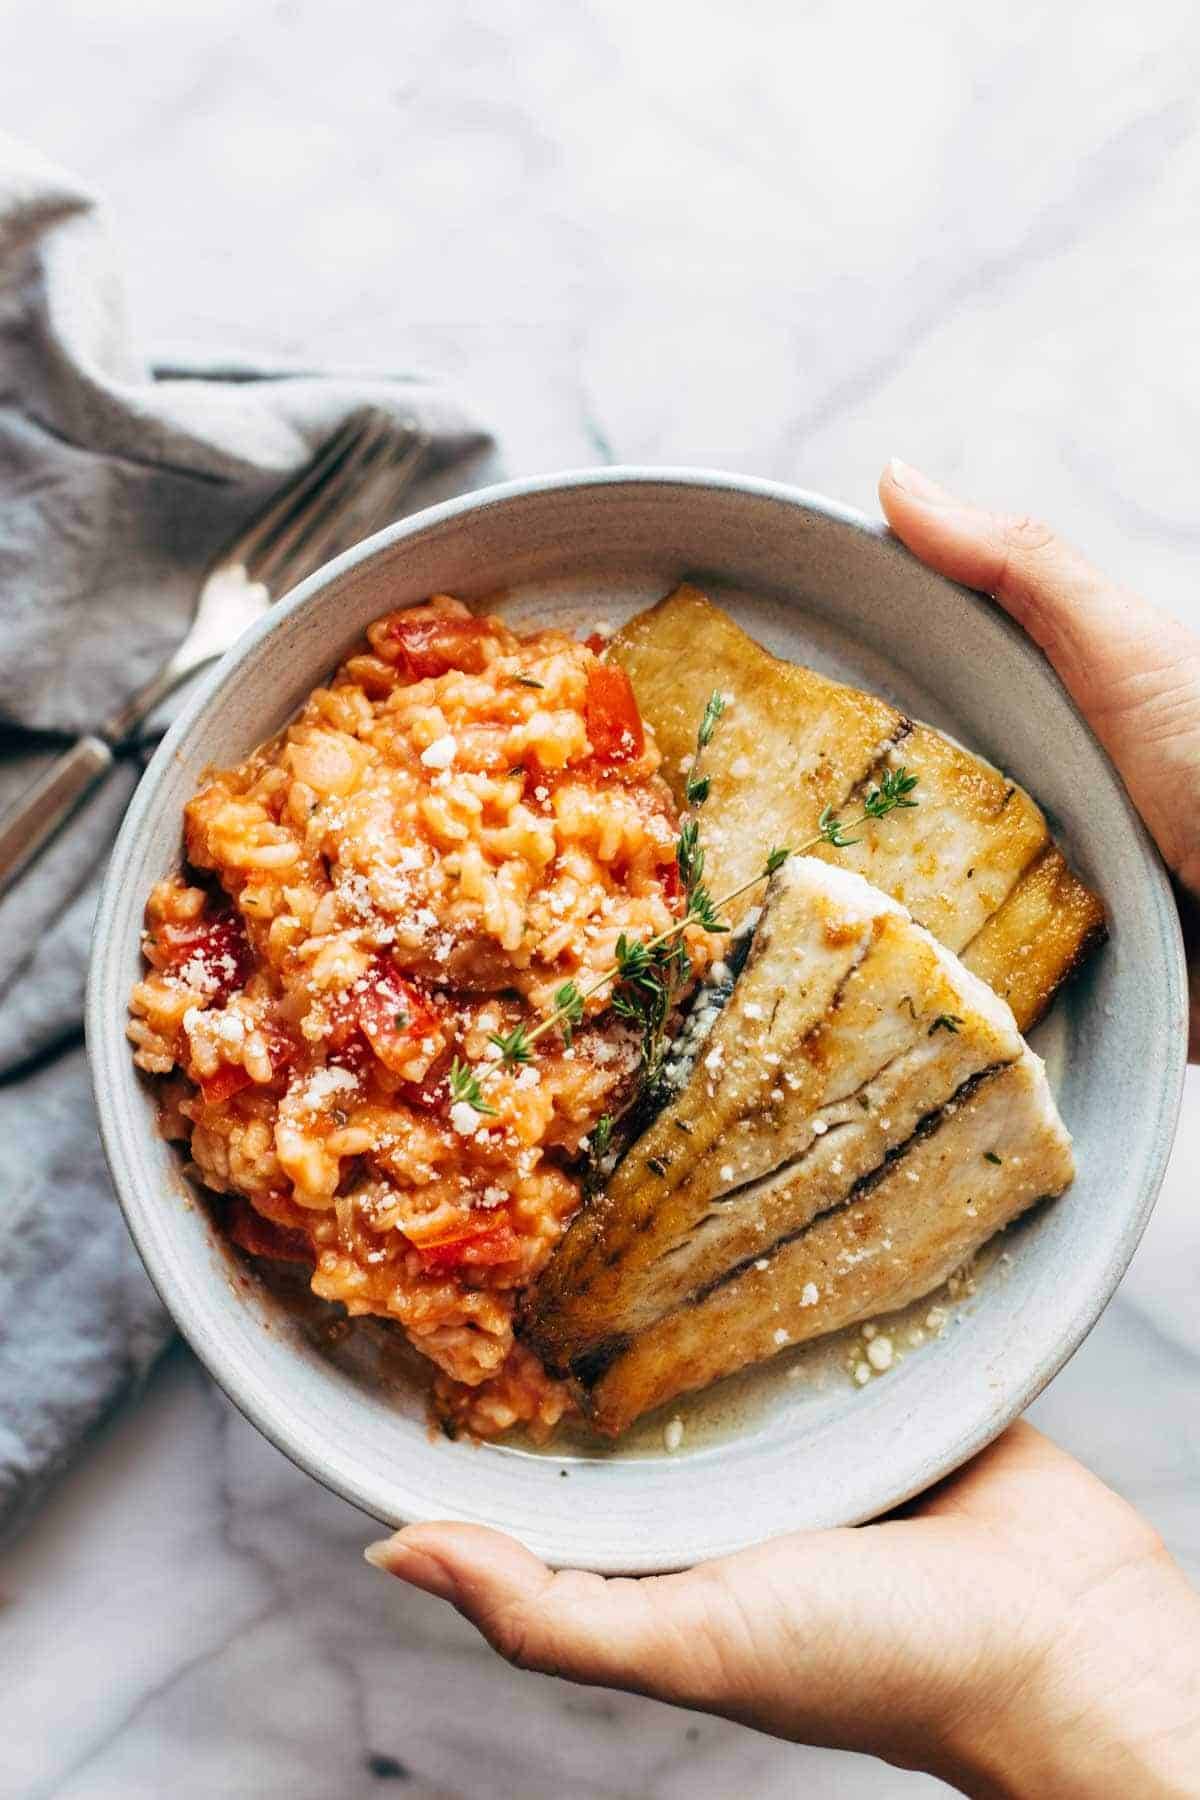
[676,818,703,893]
[553,980,585,1046]
[686,883,727,933]
[584,1113,615,1196]
[682,689,726,813]
[488,1024,533,1067]
[448,1057,497,1115]
[697,689,726,748]
[816,803,861,849]
[864,765,919,817]
[812,766,920,851]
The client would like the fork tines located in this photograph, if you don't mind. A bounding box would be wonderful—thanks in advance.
[237,408,428,597]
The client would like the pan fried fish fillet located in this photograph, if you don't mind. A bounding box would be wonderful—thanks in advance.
[582,1049,1072,1435]
[528,858,1025,1362]
[962,846,1108,1027]
[610,585,904,925]
[611,585,1105,1026]
[808,723,1046,953]
[523,861,1074,1434]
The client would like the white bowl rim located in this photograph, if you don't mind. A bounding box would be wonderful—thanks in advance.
[87,464,1189,1567]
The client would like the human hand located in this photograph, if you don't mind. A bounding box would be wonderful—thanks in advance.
[365,469,1200,1795]
[880,460,1200,1062]
[366,1423,1200,1794]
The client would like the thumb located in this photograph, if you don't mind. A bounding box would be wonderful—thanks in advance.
[878,459,1200,894]
[363,1522,740,1704]
[361,1518,1037,1771]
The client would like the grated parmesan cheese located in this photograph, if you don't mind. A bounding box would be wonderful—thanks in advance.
[420,734,457,770]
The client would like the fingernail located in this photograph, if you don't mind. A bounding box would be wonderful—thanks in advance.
[887,458,953,504]
[364,1537,460,1603]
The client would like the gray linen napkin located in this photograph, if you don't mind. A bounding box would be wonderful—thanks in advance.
[0,134,490,1544]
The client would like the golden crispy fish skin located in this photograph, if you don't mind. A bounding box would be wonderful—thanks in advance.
[963,846,1108,1031]
[808,723,1048,953]
[582,1047,1074,1435]
[611,585,1105,1017]
[523,860,1026,1372]
[610,585,906,923]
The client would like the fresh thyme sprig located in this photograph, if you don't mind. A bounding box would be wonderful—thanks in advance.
[487,1023,533,1065]
[685,689,726,807]
[697,689,726,748]
[448,1057,497,1116]
[584,1112,615,1195]
[552,981,586,1046]
[674,817,724,935]
[867,766,921,816]
[445,698,921,1111]
[613,691,729,1071]
[814,767,919,850]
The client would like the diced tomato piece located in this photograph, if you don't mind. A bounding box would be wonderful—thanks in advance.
[513,749,555,807]
[416,1212,520,1273]
[160,908,252,1005]
[322,992,361,1055]
[225,1195,313,1266]
[263,1021,298,1069]
[200,1063,253,1106]
[584,632,608,655]
[584,662,644,764]
[355,959,442,1075]
[458,1221,520,1266]
[661,856,682,902]
[397,1058,452,1116]
[380,613,495,680]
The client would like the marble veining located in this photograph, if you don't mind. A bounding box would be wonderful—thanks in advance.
[2,0,1198,1793]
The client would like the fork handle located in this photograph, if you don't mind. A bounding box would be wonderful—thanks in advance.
[0,735,114,900]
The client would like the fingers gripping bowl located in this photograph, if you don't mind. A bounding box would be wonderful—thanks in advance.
[88,471,1187,1572]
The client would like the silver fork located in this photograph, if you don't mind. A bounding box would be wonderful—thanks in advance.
[0,407,429,899]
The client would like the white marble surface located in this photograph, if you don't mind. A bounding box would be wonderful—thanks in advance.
[3,2,1199,1794]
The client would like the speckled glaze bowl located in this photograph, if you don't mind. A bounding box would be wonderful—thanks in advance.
[87,470,1188,1572]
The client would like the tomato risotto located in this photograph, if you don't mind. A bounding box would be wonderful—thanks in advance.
[128,597,704,1438]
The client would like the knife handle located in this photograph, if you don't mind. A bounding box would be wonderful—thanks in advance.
[0,735,114,899]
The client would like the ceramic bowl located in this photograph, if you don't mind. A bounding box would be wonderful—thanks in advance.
[87,469,1188,1572]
